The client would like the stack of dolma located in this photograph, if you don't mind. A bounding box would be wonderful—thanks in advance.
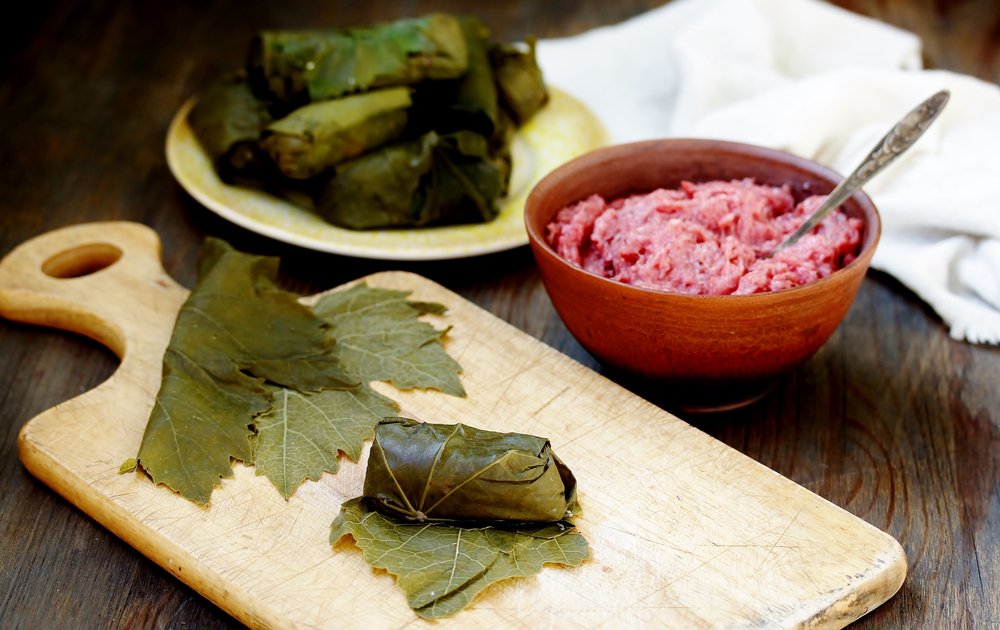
[188,14,549,230]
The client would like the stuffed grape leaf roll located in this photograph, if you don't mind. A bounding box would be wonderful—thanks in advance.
[407,16,498,139]
[490,38,549,125]
[363,418,578,523]
[261,86,411,179]
[248,14,468,106]
[317,130,507,229]
[187,74,273,184]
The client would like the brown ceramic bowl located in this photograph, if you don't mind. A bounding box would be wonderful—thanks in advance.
[524,138,881,412]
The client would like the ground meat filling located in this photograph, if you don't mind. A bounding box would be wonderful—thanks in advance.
[546,179,863,295]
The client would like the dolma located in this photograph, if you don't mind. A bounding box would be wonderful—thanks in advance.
[450,18,500,135]
[260,87,411,179]
[421,130,509,221]
[490,38,549,125]
[409,16,498,138]
[317,132,435,229]
[187,74,273,184]
[363,418,577,523]
[317,130,506,229]
[248,14,468,106]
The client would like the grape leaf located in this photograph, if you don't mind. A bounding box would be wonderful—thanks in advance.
[181,239,356,391]
[131,241,468,505]
[134,239,357,504]
[330,498,589,619]
[136,348,272,504]
[311,283,466,396]
[253,384,399,499]
[249,284,463,499]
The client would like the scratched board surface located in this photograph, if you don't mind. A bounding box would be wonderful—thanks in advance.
[0,223,905,628]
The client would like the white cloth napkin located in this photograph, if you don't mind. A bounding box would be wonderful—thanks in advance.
[538,0,1000,344]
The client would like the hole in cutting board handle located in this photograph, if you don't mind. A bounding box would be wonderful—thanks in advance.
[41,243,123,279]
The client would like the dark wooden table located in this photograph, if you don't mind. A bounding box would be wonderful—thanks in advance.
[2,1,998,627]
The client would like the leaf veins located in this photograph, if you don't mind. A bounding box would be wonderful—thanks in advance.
[331,498,589,619]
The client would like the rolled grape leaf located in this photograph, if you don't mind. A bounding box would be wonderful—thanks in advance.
[331,497,589,619]
[187,74,273,184]
[409,16,498,138]
[311,282,465,396]
[260,87,411,179]
[316,132,435,229]
[445,17,499,136]
[134,239,357,504]
[317,130,505,229]
[420,130,507,224]
[363,418,577,523]
[248,14,468,105]
[490,38,549,125]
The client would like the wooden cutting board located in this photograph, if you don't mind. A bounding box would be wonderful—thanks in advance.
[0,222,905,629]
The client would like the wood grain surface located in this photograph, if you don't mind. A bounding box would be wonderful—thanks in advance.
[1,1,998,628]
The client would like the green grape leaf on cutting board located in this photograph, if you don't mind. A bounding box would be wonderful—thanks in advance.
[331,498,589,619]
[252,384,399,499]
[134,238,356,504]
[312,282,466,396]
[251,284,465,498]
[131,240,465,505]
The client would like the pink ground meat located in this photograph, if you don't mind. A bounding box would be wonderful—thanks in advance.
[545,179,863,295]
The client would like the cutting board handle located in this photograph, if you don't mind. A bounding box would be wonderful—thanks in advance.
[0,221,187,358]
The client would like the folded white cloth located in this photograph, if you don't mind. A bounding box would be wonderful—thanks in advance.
[539,0,1000,344]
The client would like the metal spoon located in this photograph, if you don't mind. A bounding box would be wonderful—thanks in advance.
[766,89,950,257]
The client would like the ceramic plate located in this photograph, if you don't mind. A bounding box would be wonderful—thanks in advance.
[165,88,606,260]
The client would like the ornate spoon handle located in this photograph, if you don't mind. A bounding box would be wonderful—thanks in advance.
[768,89,950,257]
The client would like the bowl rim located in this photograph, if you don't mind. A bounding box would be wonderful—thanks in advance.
[524,137,882,302]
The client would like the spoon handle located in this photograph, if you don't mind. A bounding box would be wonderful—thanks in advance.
[769,89,950,256]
